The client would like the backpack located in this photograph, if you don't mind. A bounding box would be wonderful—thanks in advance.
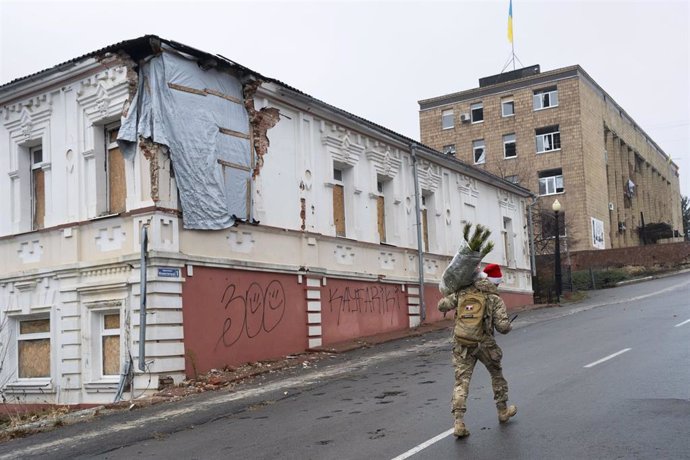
[454,291,488,345]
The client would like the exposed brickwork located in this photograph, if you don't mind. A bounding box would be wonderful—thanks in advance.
[243,80,281,178]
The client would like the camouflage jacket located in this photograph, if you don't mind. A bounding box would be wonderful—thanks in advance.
[452,279,512,339]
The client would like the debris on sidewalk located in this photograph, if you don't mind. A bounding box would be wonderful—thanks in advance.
[0,351,333,442]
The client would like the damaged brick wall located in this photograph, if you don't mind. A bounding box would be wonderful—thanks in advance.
[138,137,164,203]
[112,51,281,209]
[243,80,280,178]
[112,50,167,206]
[100,51,139,119]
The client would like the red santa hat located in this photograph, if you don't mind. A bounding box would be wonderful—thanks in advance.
[483,264,503,284]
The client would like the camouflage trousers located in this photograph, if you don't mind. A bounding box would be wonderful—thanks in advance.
[452,340,509,417]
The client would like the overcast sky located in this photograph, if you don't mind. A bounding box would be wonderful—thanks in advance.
[1,0,688,196]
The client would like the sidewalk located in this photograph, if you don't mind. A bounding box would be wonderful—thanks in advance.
[3,269,688,442]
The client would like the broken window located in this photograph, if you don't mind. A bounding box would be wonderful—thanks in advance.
[333,168,346,237]
[30,146,45,230]
[106,124,126,214]
[470,103,484,123]
[533,87,559,110]
[442,144,456,156]
[18,318,51,378]
[538,168,564,195]
[503,133,517,159]
[101,312,121,377]
[536,126,561,153]
[441,109,454,129]
[473,139,486,164]
[624,179,636,198]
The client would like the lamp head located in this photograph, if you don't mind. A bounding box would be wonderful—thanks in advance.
[552,199,561,212]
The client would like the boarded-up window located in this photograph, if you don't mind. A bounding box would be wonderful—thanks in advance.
[377,196,386,243]
[102,313,120,376]
[107,126,126,214]
[30,147,45,230]
[18,318,50,378]
[333,184,346,237]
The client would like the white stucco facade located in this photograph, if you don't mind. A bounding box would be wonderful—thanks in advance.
[0,36,533,406]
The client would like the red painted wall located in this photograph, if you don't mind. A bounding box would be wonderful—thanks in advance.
[182,267,307,376]
[423,284,446,323]
[321,280,408,345]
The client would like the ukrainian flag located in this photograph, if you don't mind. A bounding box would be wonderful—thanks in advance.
[508,0,514,44]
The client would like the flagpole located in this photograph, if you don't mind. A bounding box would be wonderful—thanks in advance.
[508,0,515,70]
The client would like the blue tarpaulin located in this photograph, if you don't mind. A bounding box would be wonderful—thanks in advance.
[118,48,251,229]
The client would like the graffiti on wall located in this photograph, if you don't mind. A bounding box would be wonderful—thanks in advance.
[327,285,402,325]
[215,280,286,348]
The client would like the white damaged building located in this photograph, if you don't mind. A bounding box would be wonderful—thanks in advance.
[0,36,534,406]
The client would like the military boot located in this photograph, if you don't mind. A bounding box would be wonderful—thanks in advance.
[497,403,517,423]
[454,418,470,438]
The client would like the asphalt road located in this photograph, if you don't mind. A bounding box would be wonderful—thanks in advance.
[2,272,689,460]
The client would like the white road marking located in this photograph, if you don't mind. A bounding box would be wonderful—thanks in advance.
[674,318,690,328]
[391,428,454,460]
[584,348,631,368]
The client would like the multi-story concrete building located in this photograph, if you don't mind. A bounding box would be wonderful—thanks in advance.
[0,36,533,406]
[419,65,684,252]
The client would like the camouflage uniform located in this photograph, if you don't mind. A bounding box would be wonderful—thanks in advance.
[449,278,512,418]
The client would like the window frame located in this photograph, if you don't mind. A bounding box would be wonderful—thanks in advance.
[501,99,515,117]
[30,145,45,230]
[441,109,454,130]
[535,126,561,153]
[332,167,346,237]
[503,133,517,159]
[472,139,486,165]
[503,216,515,267]
[105,123,126,215]
[99,311,121,378]
[442,144,456,156]
[538,169,564,196]
[17,317,51,380]
[470,103,484,124]
[533,87,559,111]
[375,178,388,244]
[420,194,430,252]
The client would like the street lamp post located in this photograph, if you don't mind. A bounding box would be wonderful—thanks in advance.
[552,199,562,303]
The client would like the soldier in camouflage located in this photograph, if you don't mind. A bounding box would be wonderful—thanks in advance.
[438,263,517,438]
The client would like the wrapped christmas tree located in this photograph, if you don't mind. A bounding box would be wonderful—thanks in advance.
[438,223,494,296]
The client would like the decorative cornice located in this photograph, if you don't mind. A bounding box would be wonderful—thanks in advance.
[3,95,53,130]
[365,141,402,178]
[417,159,441,192]
[322,126,364,168]
[457,174,478,195]
[81,265,132,279]
[76,66,129,124]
